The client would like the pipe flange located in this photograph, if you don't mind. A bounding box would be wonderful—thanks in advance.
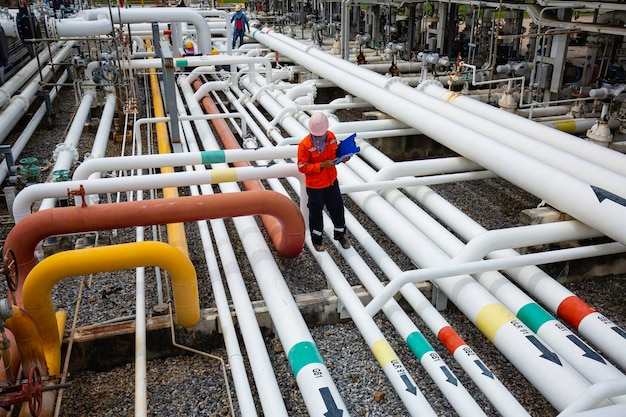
[43,14,57,39]
[415,78,444,91]
[383,76,408,90]
[266,126,279,138]
[53,143,79,162]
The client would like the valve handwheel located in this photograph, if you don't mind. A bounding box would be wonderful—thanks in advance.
[3,249,18,292]
[26,367,42,417]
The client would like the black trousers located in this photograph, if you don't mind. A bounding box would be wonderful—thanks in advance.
[306,180,346,245]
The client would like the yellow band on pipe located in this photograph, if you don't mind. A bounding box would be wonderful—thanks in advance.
[371,339,398,368]
[22,241,200,375]
[476,303,517,343]
[554,119,577,133]
[211,168,239,184]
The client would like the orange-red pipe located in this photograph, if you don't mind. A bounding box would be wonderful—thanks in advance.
[192,80,292,248]
[4,190,304,306]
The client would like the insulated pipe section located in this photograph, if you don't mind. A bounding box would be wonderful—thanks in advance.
[22,241,199,376]
[4,190,304,304]
[52,8,212,54]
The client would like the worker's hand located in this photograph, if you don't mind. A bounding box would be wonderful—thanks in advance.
[320,160,335,168]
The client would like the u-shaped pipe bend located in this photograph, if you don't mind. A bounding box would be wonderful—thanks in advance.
[21,241,199,376]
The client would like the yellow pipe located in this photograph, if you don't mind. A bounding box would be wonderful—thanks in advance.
[21,241,199,375]
[147,40,189,258]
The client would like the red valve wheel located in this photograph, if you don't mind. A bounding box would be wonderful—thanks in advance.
[26,367,42,417]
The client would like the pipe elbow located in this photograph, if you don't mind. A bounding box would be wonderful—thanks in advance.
[259,191,305,258]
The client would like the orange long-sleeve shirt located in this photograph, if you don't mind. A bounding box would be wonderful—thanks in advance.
[297,131,338,189]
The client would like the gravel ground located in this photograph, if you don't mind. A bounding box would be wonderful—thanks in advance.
[1,67,625,417]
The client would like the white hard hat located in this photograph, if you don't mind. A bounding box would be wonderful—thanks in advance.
[309,112,329,136]
[235,4,241,11]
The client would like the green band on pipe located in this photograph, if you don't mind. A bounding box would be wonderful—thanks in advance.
[176,59,188,67]
[406,331,434,362]
[288,341,325,377]
[201,150,226,164]
[517,303,554,333]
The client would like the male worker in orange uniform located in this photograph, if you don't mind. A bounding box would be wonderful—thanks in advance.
[297,112,351,252]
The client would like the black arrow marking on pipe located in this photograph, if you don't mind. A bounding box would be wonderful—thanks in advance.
[612,326,626,339]
[591,185,626,207]
[319,387,343,417]
[400,374,418,395]
[527,335,562,366]
[566,335,606,363]
[440,366,458,386]
[474,360,494,379]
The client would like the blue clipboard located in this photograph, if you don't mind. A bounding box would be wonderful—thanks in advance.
[334,133,360,164]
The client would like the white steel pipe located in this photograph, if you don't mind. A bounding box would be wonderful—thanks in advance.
[0,42,61,109]
[558,378,626,416]
[252,28,626,249]
[73,148,297,181]
[183,90,348,417]
[0,70,68,185]
[64,8,213,54]
[39,90,95,211]
[420,83,626,177]
[233,66,584,412]
[224,68,532,414]
[174,88,259,416]
[177,76,296,416]
[346,150,626,396]
[0,41,76,144]
[315,217,488,416]
[307,237,442,417]
[407,182,626,371]
[13,164,302,224]
[339,207,532,417]
[340,170,611,410]
[266,31,626,210]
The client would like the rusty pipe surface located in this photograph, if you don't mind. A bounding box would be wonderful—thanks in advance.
[3,190,304,306]
[21,241,199,377]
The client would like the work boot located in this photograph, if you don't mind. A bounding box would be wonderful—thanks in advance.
[313,242,325,252]
[337,236,350,249]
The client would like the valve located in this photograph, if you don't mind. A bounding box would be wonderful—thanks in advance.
[0,367,42,416]
[2,248,18,293]
[0,367,72,416]
[18,157,41,183]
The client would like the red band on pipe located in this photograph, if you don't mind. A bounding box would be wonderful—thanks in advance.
[438,326,465,355]
[164,30,172,35]
[557,295,596,331]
